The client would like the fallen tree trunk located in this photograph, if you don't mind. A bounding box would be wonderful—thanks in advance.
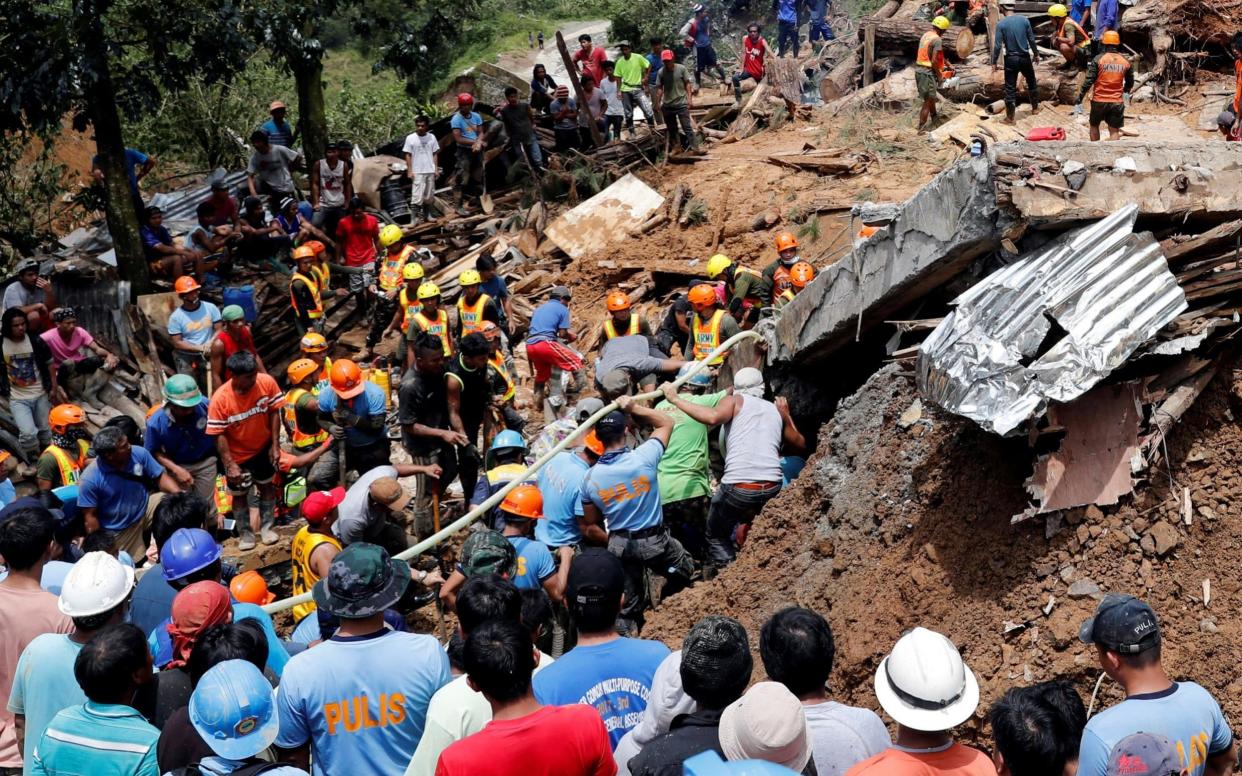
[819,0,902,101]
[862,18,976,60]
[938,59,1079,104]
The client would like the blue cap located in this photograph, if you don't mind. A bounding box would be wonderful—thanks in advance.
[161,528,222,582]
[683,751,800,776]
[1079,594,1160,654]
[677,362,713,388]
[189,660,280,760]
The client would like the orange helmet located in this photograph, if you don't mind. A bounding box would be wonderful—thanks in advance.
[606,290,631,312]
[305,240,327,255]
[790,262,816,289]
[49,404,86,434]
[775,232,799,252]
[583,430,605,456]
[174,276,200,294]
[292,245,316,261]
[287,358,320,384]
[500,484,544,519]
[1101,30,1121,45]
[329,359,366,399]
[688,284,718,309]
[229,570,276,605]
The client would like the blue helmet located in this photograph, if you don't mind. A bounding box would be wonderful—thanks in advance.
[189,659,280,760]
[677,362,713,388]
[486,429,527,468]
[683,751,800,776]
[161,528,222,582]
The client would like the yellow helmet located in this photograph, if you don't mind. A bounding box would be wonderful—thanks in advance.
[932,15,951,29]
[379,223,403,247]
[459,269,482,286]
[417,282,442,300]
[403,263,425,281]
[300,332,327,353]
[1047,3,1068,15]
[706,254,732,279]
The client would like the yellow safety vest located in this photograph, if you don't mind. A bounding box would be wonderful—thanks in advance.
[603,313,640,341]
[42,440,90,486]
[290,272,324,320]
[775,288,796,308]
[311,261,331,290]
[290,526,342,623]
[378,246,413,292]
[456,293,493,336]
[692,309,726,365]
[489,352,516,402]
[413,310,454,356]
[399,287,424,335]
[314,356,332,390]
[284,388,328,451]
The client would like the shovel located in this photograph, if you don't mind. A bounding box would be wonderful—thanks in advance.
[479,160,494,215]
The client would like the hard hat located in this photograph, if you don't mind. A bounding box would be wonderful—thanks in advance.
[606,290,631,312]
[683,750,800,776]
[459,269,482,286]
[161,528,222,582]
[489,429,527,453]
[790,262,816,289]
[174,276,201,294]
[379,223,404,247]
[305,240,326,255]
[329,359,366,400]
[58,551,136,618]
[49,404,87,433]
[189,659,281,760]
[292,245,316,261]
[857,225,879,240]
[300,332,328,353]
[774,232,799,252]
[583,430,605,456]
[932,15,951,29]
[1101,30,1121,44]
[403,263,425,281]
[688,284,718,309]
[480,320,501,340]
[706,254,733,279]
[874,627,979,731]
[163,374,203,408]
[676,363,713,388]
[287,358,320,384]
[417,281,442,300]
[500,484,544,520]
[229,570,276,606]
[457,93,475,106]
[1048,2,1068,15]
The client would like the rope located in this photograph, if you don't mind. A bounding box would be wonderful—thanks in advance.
[261,329,764,615]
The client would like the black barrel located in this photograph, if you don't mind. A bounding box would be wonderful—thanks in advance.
[378,175,412,224]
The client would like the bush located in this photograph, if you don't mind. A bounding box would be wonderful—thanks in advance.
[0,134,66,253]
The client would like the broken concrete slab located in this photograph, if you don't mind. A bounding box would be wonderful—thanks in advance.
[545,174,665,259]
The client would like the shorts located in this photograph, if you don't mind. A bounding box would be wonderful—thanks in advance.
[1089,100,1125,128]
[410,172,435,205]
[238,452,276,485]
[695,45,718,69]
[916,69,938,100]
[526,339,583,383]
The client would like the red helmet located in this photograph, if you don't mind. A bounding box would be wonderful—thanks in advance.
[457,93,475,107]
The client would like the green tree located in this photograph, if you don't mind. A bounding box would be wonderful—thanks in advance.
[0,0,253,295]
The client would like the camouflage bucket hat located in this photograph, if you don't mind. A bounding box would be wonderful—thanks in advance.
[312,542,410,618]
[461,529,517,579]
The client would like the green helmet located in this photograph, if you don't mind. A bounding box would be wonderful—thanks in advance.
[163,374,204,408]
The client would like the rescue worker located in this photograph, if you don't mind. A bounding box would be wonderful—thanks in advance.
[209,304,265,391]
[705,254,768,329]
[497,485,568,602]
[1218,32,1242,139]
[1074,31,1134,141]
[364,223,414,359]
[318,358,390,477]
[689,283,741,368]
[408,281,454,362]
[992,0,1041,125]
[775,261,815,308]
[526,286,584,422]
[289,486,345,645]
[761,232,802,305]
[1049,3,1091,68]
[655,364,722,562]
[283,358,336,491]
[600,290,652,345]
[385,262,426,350]
[290,245,325,333]
[299,331,331,386]
[916,17,953,132]
[481,321,523,432]
[145,375,220,526]
[454,269,501,342]
[305,238,333,290]
[446,333,494,506]
[37,403,91,490]
[470,429,532,529]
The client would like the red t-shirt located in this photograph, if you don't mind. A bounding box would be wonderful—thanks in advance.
[434,705,616,776]
[336,213,379,268]
[742,34,767,79]
[574,47,609,86]
[204,195,238,227]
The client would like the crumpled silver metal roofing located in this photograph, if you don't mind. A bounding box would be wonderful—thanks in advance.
[917,204,1187,435]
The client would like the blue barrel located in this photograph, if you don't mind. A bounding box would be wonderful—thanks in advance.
[223,285,258,322]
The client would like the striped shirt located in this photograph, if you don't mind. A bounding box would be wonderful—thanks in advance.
[32,702,159,776]
[206,373,285,464]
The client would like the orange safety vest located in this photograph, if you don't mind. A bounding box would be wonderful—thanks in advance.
[771,265,793,304]
[377,246,413,292]
[1058,17,1090,48]
[916,30,944,72]
[284,387,328,451]
[603,313,640,341]
[291,526,342,622]
[42,440,90,486]
[692,309,727,365]
[399,287,424,334]
[413,309,454,356]
[489,352,516,402]
[290,272,324,320]
[1091,52,1130,104]
[456,293,493,336]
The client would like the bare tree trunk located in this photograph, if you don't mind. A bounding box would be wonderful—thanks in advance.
[294,57,327,171]
[939,59,1080,103]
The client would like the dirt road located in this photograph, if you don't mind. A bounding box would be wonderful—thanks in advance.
[496,19,611,85]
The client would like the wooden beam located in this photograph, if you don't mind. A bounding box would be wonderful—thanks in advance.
[863,24,876,87]
[555,31,605,149]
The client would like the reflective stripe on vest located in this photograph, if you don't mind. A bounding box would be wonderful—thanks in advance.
[378,246,414,292]
[43,440,90,486]
[291,528,341,623]
[284,388,328,450]
[489,353,516,402]
[399,288,424,334]
[456,293,493,336]
[917,31,943,70]
[414,310,454,356]
[1092,52,1130,104]
[1060,18,1090,48]
[603,313,640,341]
[692,309,726,365]
[290,272,324,319]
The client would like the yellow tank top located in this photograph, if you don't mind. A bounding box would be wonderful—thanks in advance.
[291,526,342,623]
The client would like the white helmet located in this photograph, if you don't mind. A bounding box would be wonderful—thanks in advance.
[58,552,136,618]
[873,627,979,731]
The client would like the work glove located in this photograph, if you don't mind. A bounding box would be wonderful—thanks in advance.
[327,424,347,441]
[941,76,960,89]
[333,409,359,427]
[1072,104,1084,115]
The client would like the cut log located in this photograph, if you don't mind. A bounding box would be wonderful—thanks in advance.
[938,59,1079,104]
[863,19,977,61]
[723,210,781,238]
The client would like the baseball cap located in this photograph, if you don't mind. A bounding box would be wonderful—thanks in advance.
[573,397,606,423]
[681,615,753,708]
[369,477,411,514]
[567,547,625,606]
[719,682,813,771]
[550,285,572,300]
[312,542,410,618]
[618,39,632,47]
[600,370,632,399]
[302,487,346,523]
[595,410,628,443]
[1106,733,1183,776]
[461,530,517,578]
[221,305,245,322]
[661,49,675,61]
[1079,594,1161,654]
[15,258,40,274]
[269,100,286,111]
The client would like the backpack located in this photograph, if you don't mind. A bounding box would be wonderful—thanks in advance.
[171,760,289,776]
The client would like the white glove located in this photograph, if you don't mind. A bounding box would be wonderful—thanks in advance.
[941,76,960,89]
[1072,104,1084,115]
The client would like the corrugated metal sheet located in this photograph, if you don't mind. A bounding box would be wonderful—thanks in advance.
[917,204,1188,435]
[52,274,133,358]
[148,169,250,225]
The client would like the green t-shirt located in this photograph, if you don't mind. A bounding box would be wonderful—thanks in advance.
[656,391,726,504]
[660,64,691,108]
[614,53,651,92]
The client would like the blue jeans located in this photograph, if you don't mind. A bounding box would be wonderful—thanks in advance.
[732,71,758,99]
[11,393,50,458]
[512,136,543,170]
[778,20,800,57]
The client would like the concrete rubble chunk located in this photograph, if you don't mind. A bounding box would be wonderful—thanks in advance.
[1067,579,1101,599]
[1146,521,1181,557]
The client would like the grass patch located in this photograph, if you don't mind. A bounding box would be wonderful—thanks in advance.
[439,10,603,93]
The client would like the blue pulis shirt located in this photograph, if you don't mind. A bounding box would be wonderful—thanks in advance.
[527,300,571,344]
[317,382,388,447]
[145,402,215,464]
[533,637,671,750]
[581,440,665,532]
[536,451,588,546]
[508,535,555,590]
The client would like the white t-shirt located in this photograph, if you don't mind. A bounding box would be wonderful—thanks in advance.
[803,701,892,776]
[317,158,347,208]
[2,336,44,401]
[403,132,440,175]
[600,78,625,116]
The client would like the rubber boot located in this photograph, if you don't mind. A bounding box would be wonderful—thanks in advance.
[1003,105,1016,125]
[235,499,256,551]
[259,500,279,545]
[453,191,469,217]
